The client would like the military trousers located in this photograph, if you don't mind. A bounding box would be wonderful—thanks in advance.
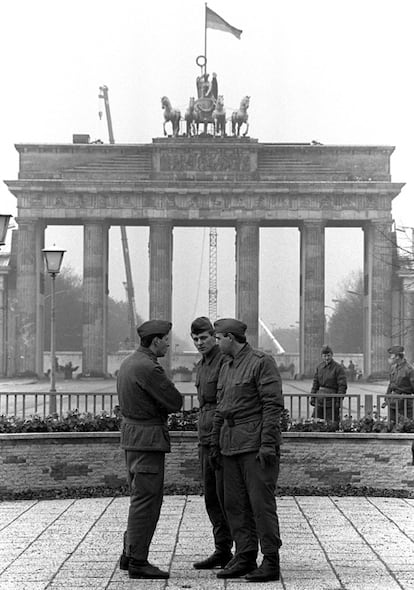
[124,449,165,561]
[199,445,232,554]
[222,450,282,559]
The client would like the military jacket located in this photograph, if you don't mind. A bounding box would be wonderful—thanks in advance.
[117,347,182,452]
[194,344,226,446]
[386,359,414,396]
[311,360,347,398]
[212,344,283,456]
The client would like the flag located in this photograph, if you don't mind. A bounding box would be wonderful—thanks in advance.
[206,6,242,40]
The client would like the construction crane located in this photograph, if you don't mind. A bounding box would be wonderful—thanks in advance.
[99,85,137,348]
[208,228,217,320]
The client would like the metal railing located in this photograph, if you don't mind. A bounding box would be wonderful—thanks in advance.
[283,393,363,422]
[1,391,413,423]
[376,394,414,421]
[0,392,120,419]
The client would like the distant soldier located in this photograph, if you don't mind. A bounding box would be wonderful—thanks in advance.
[385,345,414,421]
[310,345,347,422]
[347,360,356,382]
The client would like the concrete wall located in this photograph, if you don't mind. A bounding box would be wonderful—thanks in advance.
[1,432,413,495]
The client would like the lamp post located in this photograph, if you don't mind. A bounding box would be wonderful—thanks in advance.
[42,246,66,413]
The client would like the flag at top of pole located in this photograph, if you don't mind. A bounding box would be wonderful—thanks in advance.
[206,5,242,39]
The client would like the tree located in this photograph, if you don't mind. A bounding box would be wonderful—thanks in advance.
[43,268,142,352]
[326,271,363,353]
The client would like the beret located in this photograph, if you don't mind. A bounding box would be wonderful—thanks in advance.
[388,345,404,354]
[214,318,247,337]
[321,345,333,354]
[137,320,172,338]
[191,316,213,334]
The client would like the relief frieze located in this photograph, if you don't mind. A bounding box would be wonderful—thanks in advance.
[159,148,251,172]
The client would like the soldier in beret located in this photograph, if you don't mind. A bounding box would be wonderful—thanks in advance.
[190,317,233,570]
[211,318,284,583]
[117,320,182,580]
[385,345,414,421]
[310,345,347,422]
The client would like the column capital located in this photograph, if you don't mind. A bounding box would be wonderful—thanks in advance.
[299,220,326,230]
[149,220,173,229]
[15,217,45,228]
[236,220,260,228]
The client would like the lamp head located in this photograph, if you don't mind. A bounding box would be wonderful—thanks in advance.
[42,246,66,275]
[0,214,12,246]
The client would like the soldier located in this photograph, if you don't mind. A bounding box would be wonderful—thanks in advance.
[211,318,284,583]
[190,317,233,570]
[310,345,347,422]
[385,345,414,421]
[117,320,183,580]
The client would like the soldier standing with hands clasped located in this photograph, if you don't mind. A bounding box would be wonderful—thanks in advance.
[117,320,182,580]
[310,345,347,423]
[211,318,284,583]
[190,317,233,570]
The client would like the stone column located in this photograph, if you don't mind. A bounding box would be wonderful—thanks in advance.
[363,221,393,376]
[235,223,259,347]
[0,275,6,376]
[149,222,173,368]
[82,222,108,376]
[149,221,173,320]
[15,220,45,376]
[299,221,325,377]
[401,275,414,363]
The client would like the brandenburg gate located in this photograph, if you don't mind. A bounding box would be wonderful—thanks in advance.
[5,138,403,377]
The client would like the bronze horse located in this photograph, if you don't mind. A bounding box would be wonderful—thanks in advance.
[161,96,181,137]
[213,95,226,137]
[184,97,198,137]
[231,96,250,137]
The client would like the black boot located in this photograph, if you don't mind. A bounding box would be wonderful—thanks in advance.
[193,550,233,569]
[217,551,257,579]
[245,554,280,582]
[128,558,169,579]
[119,551,129,570]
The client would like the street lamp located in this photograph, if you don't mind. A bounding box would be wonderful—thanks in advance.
[0,214,12,246]
[42,246,66,413]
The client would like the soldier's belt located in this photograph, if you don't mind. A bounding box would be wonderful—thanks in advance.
[224,413,262,427]
[317,388,337,394]
[122,416,165,426]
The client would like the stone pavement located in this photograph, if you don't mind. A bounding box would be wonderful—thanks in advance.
[1,494,414,590]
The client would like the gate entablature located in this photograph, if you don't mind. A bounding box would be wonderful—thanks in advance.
[13,141,395,183]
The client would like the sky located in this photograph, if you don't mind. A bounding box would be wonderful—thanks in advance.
[1,0,413,341]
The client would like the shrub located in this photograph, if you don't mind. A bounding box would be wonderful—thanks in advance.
[0,407,199,433]
[1,407,413,434]
[282,410,414,433]
[0,409,122,433]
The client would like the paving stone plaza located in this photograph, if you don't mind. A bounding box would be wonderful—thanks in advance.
[0,377,413,588]
[1,494,414,590]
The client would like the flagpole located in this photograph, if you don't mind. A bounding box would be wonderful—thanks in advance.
[204,3,208,75]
